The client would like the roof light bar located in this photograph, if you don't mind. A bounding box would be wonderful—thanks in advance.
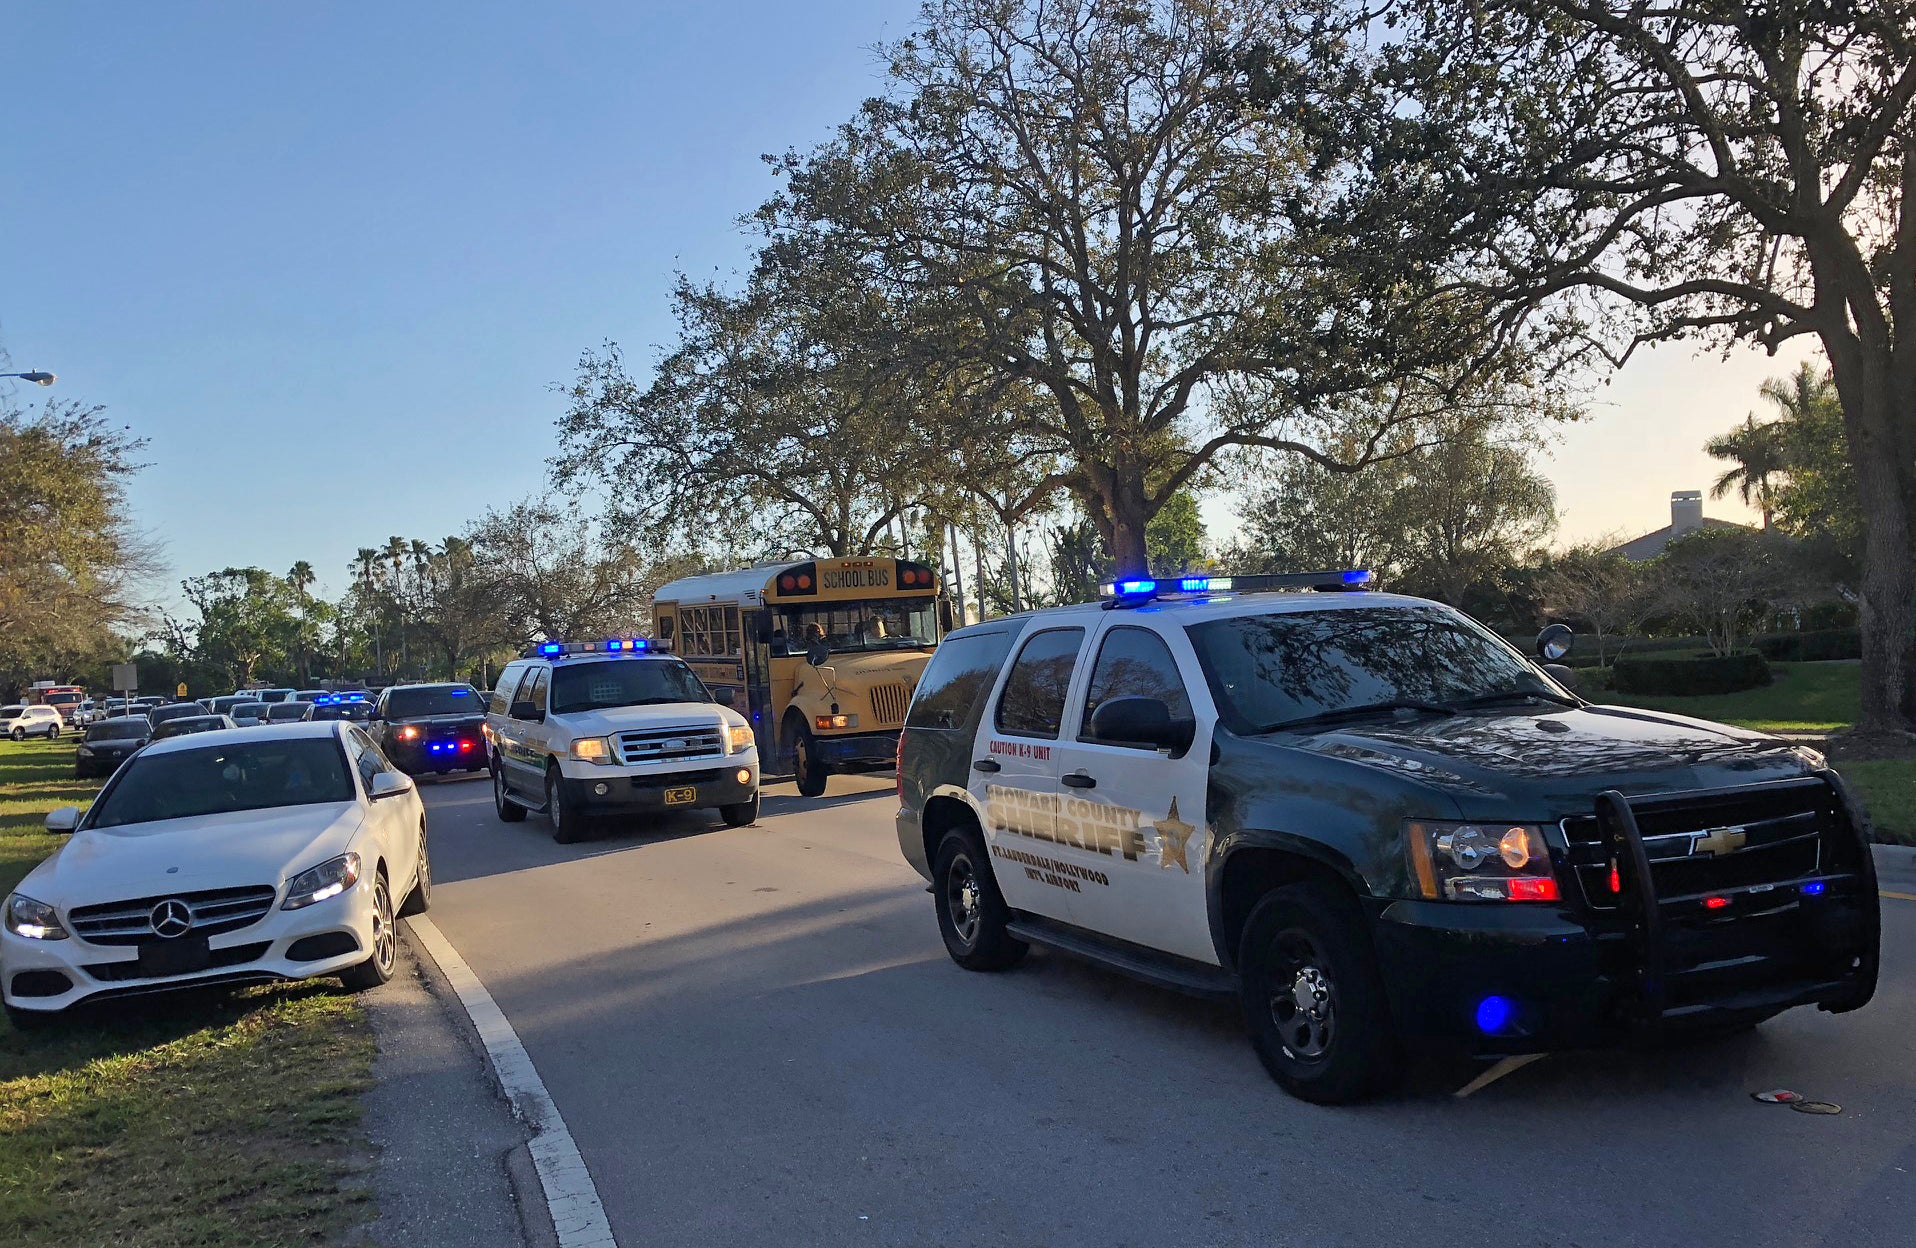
[524,638,654,658]
[1098,569,1371,604]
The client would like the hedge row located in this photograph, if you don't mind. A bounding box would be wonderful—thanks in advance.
[1753,628,1861,662]
[1610,650,1773,696]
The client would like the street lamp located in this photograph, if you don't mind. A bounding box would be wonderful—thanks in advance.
[1,371,56,386]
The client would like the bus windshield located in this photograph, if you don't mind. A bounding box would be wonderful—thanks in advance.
[778,600,937,654]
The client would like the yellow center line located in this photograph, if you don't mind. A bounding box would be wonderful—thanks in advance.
[1881,890,1916,902]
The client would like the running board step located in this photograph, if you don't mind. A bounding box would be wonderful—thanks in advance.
[1006,915,1237,1000]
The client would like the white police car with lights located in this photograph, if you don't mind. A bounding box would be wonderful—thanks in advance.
[1,720,429,1027]
[487,639,761,843]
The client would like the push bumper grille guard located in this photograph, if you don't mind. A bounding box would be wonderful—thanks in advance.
[1593,771,1879,1028]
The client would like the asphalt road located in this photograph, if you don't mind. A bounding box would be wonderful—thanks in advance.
[414,771,1916,1248]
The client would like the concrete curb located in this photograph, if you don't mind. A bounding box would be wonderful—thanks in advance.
[1872,843,1916,891]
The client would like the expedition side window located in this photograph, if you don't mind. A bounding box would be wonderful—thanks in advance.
[1079,627,1194,742]
[490,664,527,717]
[514,667,549,719]
[907,630,1018,731]
[993,628,1085,740]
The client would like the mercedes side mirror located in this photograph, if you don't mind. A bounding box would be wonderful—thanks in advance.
[1088,697,1195,754]
[1536,623,1574,663]
[370,771,415,800]
[44,806,81,834]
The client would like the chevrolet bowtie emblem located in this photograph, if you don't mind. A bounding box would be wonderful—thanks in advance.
[1693,826,1748,858]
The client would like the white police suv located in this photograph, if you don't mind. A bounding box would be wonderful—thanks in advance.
[487,640,761,843]
[895,572,1878,1102]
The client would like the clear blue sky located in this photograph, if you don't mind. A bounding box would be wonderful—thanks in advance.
[3,0,1802,607]
[1,0,916,601]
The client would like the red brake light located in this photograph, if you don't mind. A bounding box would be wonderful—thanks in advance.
[1609,863,1621,893]
[1704,895,1730,910]
[1506,877,1560,902]
[459,740,474,752]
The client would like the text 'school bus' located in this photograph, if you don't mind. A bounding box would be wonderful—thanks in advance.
[653,558,951,797]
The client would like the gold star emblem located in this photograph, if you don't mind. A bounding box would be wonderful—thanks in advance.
[1153,798,1197,873]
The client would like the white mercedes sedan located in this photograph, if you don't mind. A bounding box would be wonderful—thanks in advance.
[2,721,429,1025]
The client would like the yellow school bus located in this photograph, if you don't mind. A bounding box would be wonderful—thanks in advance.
[652,557,950,796]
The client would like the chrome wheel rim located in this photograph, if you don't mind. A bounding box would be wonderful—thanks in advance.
[1268,938,1336,1062]
[371,878,395,973]
[945,853,982,946]
[415,830,430,899]
[493,767,507,812]
[547,775,561,831]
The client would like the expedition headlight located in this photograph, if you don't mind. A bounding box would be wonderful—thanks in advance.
[814,713,857,731]
[1406,821,1559,902]
[726,725,753,753]
[569,736,615,764]
[282,853,362,910]
[4,894,69,940]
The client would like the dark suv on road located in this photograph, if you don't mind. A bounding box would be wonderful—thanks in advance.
[374,682,488,775]
[893,573,1880,1103]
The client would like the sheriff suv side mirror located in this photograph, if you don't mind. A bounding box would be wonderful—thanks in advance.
[1088,696,1195,755]
[1536,623,1574,662]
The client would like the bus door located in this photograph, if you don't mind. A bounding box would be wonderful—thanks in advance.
[740,608,776,755]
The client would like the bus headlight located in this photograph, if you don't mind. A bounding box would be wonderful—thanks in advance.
[814,714,857,730]
[726,725,754,753]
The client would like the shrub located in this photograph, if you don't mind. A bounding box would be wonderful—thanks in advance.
[1611,650,1772,696]
[1754,627,1861,662]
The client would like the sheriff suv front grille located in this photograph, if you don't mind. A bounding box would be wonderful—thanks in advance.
[869,683,912,728]
[615,727,724,765]
[1562,781,1829,909]
[68,886,279,946]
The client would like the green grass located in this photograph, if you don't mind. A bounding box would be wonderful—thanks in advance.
[1595,661,1860,734]
[1841,760,1916,847]
[0,738,378,1246]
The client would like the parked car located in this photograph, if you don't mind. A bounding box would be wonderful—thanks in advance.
[246,688,298,705]
[147,702,211,730]
[311,695,374,726]
[74,718,153,777]
[229,701,272,727]
[151,714,238,741]
[292,689,329,703]
[207,696,251,718]
[2,705,66,741]
[2,722,430,1026]
[266,701,316,725]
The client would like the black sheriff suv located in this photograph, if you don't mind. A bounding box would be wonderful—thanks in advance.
[373,682,489,775]
[893,572,1879,1103]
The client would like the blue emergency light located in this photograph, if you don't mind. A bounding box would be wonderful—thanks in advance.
[1099,569,1371,605]
[528,637,654,658]
[539,642,563,656]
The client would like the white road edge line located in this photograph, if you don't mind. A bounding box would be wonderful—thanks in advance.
[407,915,619,1248]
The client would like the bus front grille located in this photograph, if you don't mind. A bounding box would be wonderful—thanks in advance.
[869,684,912,728]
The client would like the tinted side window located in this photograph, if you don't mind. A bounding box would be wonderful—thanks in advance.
[518,667,550,717]
[907,631,1018,730]
[1080,627,1193,737]
[491,664,526,717]
[994,628,1085,740]
[347,728,380,788]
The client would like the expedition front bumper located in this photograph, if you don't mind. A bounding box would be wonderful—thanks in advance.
[559,763,759,815]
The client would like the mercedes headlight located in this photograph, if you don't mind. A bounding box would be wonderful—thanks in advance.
[1406,821,1560,902]
[726,725,753,753]
[282,853,362,910]
[5,894,69,940]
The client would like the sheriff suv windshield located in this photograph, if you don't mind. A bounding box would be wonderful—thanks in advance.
[1186,605,1569,734]
[549,659,711,714]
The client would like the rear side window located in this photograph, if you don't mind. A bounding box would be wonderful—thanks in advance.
[518,667,550,717]
[994,628,1085,740]
[907,631,1018,730]
[490,665,527,716]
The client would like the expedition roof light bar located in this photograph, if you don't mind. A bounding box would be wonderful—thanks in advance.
[522,638,658,658]
[1098,569,1371,604]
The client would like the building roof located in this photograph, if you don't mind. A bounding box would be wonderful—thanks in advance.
[1609,516,1749,561]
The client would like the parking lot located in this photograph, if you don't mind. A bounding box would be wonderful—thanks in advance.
[413,773,1916,1248]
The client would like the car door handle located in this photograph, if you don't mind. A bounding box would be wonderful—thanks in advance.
[1061,771,1096,789]
[973,758,1001,773]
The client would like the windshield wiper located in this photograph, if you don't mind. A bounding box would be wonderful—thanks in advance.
[1450,689,1581,710]
[1256,700,1459,734]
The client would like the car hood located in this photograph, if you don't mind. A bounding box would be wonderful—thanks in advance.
[795,648,932,696]
[23,802,364,906]
[1275,703,1815,811]
[560,702,747,737]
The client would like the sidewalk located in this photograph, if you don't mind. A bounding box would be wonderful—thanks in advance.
[1874,843,1916,894]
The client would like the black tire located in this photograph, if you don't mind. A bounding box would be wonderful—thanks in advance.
[719,790,760,828]
[340,871,397,991]
[8,728,22,742]
[546,765,584,844]
[1238,881,1403,1104]
[790,724,828,798]
[46,725,59,740]
[493,762,527,822]
[398,825,431,916]
[4,1002,60,1032]
[933,827,1028,972]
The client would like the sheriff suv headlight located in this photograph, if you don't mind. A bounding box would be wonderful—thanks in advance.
[569,736,616,764]
[282,853,362,910]
[4,894,69,940]
[1406,821,1559,902]
[726,725,753,753]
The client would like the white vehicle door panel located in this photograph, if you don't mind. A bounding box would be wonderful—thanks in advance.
[1049,619,1219,964]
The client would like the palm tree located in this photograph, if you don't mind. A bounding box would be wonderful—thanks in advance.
[286,560,315,684]
[384,536,410,674]
[353,547,384,677]
[1706,416,1788,527]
